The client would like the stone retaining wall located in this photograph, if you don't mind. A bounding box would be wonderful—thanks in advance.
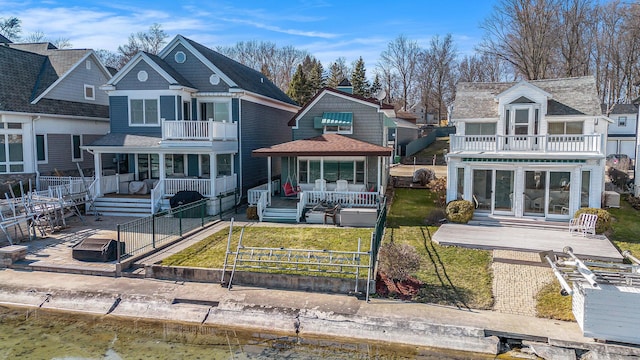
[146,265,373,294]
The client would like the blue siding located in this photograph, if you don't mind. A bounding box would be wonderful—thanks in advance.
[240,99,295,195]
[109,95,161,136]
[116,61,170,90]
[160,96,176,120]
[177,96,183,120]
[162,43,230,92]
[109,96,128,134]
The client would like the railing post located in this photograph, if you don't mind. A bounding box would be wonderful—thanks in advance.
[152,212,156,249]
[179,206,183,236]
[117,224,121,262]
[201,199,205,227]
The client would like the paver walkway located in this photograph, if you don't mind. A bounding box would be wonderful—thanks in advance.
[491,250,554,316]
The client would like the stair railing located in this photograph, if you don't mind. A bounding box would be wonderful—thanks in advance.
[256,191,267,222]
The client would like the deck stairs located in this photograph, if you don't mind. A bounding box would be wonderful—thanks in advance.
[261,206,298,223]
[469,216,568,231]
[89,197,152,217]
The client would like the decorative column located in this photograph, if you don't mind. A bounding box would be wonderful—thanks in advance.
[267,156,272,205]
[94,151,102,196]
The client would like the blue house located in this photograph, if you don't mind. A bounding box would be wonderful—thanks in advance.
[84,35,299,216]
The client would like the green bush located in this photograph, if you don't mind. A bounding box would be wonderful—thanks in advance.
[574,207,611,234]
[445,200,474,224]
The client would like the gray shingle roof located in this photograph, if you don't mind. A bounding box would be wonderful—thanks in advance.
[0,45,108,118]
[453,76,602,120]
[601,103,638,115]
[183,37,297,106]
[9,43,88,77]
[144,52,195,88]
[85,133,161,148]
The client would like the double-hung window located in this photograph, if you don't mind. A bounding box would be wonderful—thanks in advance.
[548,121,583,135]
[216,154,233,177]
[201,101,230,121]
[71,135,83,162]
[130,99,159,125]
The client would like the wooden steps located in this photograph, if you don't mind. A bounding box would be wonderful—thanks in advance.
[89,197,151,217]
[261,207,298,223]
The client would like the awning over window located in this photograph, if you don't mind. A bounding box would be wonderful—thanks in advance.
[320,112,352,126]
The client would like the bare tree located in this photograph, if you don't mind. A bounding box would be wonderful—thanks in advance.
[478,0,561,80]
[429,34,458,123]
[557,0,594,77]
[458,53,509,82]
[117,23,168,67]
[95,49,124,70]
[0,16,21,41]
[379,35,421,110]
[23,30,46,43]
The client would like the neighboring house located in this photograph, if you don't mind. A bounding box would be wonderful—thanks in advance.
[0,42,111,194]
[447,76,609,220]
[83,35,299,216]
[250,86,394,223]
[602,103,638,160]
[388,117,420,157]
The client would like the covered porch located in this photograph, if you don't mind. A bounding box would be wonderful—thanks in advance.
[250,134,393,224]
[82,134,238,215]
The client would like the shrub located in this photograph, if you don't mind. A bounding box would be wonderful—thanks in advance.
[574,207,611,234]
[626,195,640,210]
[427,177,447,207]
[246,206,258,220]
[424,208,446,226]
[378,242,421,281]
[445,200,474,224]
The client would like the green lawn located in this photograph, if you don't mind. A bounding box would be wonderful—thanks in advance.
[535,282,574,321]
[384,188,494,309]
[161,226,372,277]
[607,196,640,258]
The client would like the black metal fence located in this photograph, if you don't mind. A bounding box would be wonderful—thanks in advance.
[369,197,387,281]
[117,199,215,261]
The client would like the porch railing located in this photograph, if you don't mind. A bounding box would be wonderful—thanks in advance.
[99,173,135,195]
[256,191,267,221]
[214,175,237,196]
[162,120,238,141]
[450,134,602,153]
[304,191,379,207]
[38,176,93,192]
[247,179,281,205]
[296,191,308,222]
[165,178,212,196]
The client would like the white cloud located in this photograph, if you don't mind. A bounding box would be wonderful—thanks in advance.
[220,17,338,39]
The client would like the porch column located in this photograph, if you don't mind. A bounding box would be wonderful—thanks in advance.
[320,157,324,181]
[377,157,382,194]
[94,151,102,196]
[158,153,165,181]
[267,156,272,205]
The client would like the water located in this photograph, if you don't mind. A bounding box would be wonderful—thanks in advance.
[0,306,497,359]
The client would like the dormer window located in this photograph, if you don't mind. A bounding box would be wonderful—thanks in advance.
[314,112,353,134]
[504,101,540,137]
[618,116,627,127]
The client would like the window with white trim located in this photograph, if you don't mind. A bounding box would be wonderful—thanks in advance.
[465,123,496,135]
[71,135,83,162]
[618,116,627,127]
[216,154,232,177]
[84,84,95,100]
[130,99,159,125]
[0,133,24,173]
[324,124,352,134]
[298,158,365,184]
[548,121,583,135]
[36,134,47,163]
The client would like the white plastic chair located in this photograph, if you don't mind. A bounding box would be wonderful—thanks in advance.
[313,179,326,192]
[336,180,349,192]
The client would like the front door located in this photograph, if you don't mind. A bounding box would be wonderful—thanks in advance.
[493,170,514,215]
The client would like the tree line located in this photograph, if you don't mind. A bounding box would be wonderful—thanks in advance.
[3,0,638,118]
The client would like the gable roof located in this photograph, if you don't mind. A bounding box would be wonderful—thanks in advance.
[0,46,108,118]
[252,133,392,157]
[179,36,296,105]
[601,103,638,115]
[287,87,395,126]
[0,34,11,43]
[107,51,194,89]
[453,76,602,120]
[144,52,195,88]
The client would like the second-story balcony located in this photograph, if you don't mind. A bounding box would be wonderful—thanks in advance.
[450,134,602,154]
[162,120,238,141]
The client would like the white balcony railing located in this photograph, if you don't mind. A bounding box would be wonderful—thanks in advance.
[450,134,602,153]
[162,120,238,141]
[214,175,237,196]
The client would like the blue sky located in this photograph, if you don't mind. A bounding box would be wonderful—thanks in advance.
[1,0,497,68]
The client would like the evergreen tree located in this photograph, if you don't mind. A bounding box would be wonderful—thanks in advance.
[370,74,382,98]
[308,60,325,94]
[287,64,312,105]
[327,60,346,88]
[350,57,370,97]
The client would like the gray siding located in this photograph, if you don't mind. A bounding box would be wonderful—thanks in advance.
[240,100,294,194]
[109,95,161,136]
[45,56,110,106]
[162,43,230,93]
[116,61,170,90]
[293,93,385,145]
[38,133,99,175]
[160,96,176,120]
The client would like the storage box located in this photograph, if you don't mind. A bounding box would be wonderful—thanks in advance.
[604,191,620,208]
[339,208,377,227]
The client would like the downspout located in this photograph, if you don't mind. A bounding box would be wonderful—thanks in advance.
[237,97,243,205]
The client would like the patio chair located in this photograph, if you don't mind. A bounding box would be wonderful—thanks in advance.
[324,204,340,225]
[282,181,301,197]
[569,213,598,237]
[313,179,326,192]
[335,180,349,192]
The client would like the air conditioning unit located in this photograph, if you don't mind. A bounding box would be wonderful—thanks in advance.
[604,191,620,208]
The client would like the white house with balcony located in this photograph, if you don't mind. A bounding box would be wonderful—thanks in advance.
[447,76,610,220]
[83,35,298,216]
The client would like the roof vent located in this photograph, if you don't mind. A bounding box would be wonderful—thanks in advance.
[261,77,264,83]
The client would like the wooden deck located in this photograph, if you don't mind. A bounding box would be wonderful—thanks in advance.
[433,223,623,263]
